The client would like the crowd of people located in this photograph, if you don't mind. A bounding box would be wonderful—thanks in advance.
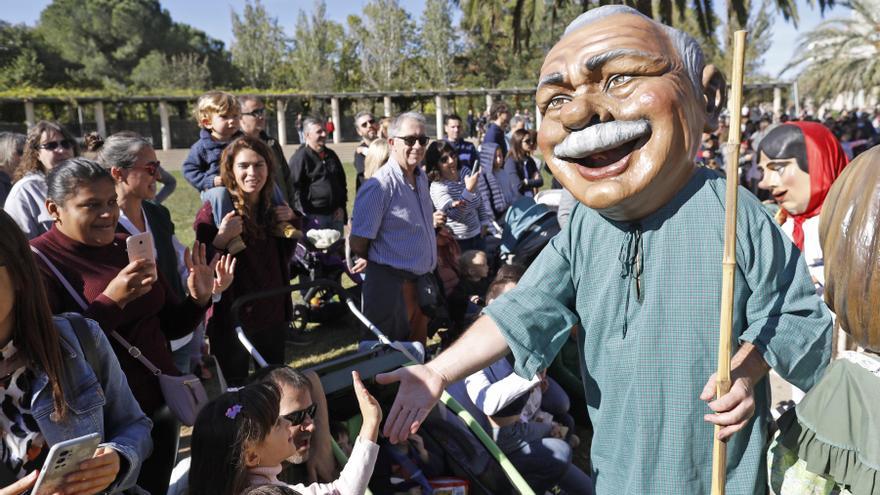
[0,6,878,494]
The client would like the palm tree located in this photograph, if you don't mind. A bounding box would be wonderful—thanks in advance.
[454,0,837,55]
[783,0,880,102]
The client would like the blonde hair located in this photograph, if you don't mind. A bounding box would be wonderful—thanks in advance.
[364,139,390,179]
[459,249,487,277]
[378,117,392,139]
[194,91,240,126]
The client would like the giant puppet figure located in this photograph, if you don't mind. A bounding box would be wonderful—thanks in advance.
[377,6,833,494]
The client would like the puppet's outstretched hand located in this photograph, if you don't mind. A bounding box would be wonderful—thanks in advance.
[700,370,757,441]
[375,364,447,444]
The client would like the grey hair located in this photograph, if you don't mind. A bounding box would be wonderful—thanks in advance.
[563,5,704,97]
[238,94,262,107]
[46,157,112,205]
[96,132,152,169]
[0,132,25,174]
[510,115,525,126]
[389,112,426,137]
[354,110,374,123]
[302,117,325,134]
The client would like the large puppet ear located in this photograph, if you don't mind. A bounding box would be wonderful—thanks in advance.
[702,64,726,132]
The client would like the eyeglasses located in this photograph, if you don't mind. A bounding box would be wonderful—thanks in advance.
[394,135,429,147]
[242,108,266,118]
[130,161,160,177]
[38,140,73,151]
[359,119,376,128]
[283,403,317,426]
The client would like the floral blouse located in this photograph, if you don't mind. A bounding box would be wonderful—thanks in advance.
[0,340,46,478]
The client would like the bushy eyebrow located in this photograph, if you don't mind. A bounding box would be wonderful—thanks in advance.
[584,49,664,71]
[537,72,565,89]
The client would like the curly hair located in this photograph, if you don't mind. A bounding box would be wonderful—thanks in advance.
[15,121,80,181]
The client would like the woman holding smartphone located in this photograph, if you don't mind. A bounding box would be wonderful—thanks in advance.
[29,158,228,494]
[0,209,152,495]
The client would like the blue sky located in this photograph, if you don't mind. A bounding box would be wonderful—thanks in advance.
[2,0,849,80]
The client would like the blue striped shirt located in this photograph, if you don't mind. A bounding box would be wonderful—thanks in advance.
[351,157,437,275]
[429,179,490,240]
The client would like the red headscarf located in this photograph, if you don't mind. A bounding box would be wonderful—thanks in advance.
[784,121,849,250]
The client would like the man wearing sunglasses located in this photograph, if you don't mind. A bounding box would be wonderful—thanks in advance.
[350,112,440,347]
[239,95,296,206]
[353,111,379,191]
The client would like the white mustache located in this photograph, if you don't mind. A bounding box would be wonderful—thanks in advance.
[554,120,651,159]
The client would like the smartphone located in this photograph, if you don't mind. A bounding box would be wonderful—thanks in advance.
[32,433,101,495]
[471,161,481,175]
[126,232,155,264]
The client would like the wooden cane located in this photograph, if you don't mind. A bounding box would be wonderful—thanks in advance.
[710,29,747,495]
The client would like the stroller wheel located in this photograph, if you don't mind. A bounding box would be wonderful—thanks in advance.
[291,304,309,332]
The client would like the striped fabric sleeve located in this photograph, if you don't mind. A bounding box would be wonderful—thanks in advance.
[350,178,390,240]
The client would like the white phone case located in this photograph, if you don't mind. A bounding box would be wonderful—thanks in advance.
[32,433,101,495]
[126,231,155,263]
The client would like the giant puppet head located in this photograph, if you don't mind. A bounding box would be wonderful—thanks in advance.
[756,122,849,250]
[537,6,726,221]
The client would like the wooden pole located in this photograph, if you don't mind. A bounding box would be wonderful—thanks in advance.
[711,29,747,495]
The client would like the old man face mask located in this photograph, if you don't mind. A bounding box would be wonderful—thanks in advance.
[536,8,725,221]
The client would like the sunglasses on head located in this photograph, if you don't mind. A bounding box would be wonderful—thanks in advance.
[395,135,429,147]
[242,108,266,118]
[130,161,160,176]
[359,119,376,128]
[38,140,73,151]
[283,403,317,426]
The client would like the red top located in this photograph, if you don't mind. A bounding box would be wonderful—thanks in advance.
[31,226,207,415]
[785,121,849,251]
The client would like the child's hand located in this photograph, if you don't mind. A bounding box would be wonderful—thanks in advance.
[213,176,223,187]
[212,253,237,295]
[215,211,243,248]
[353,370,382,443]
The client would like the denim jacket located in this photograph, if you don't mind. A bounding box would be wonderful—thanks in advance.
[29,316,153,492]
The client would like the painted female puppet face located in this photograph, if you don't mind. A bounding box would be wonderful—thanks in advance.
[536,13,721,221]
[756,151,811,215]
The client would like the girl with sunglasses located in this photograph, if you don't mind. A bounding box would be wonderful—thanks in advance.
[505,129,543,200]
[190,371,381,495]
[6,121,79,239]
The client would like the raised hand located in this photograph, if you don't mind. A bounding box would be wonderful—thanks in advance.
[212,253,237,295]
[352,370,382,443]
[273,204,295,222]
[185,241,220,306]
[464,166,480,192]
[102,259,156,308]
[375,364,447,444]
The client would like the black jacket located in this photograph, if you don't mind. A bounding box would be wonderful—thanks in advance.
[288,145,348,216]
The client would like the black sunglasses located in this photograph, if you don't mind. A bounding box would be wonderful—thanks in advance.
[38,140,73,151]
[242,108,266,117]
[395,135,429,147]
[283,403,317,426]
[359,118,376,128]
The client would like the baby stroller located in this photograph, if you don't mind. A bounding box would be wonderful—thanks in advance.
[230,279,538,495]
[499,197,561,267]
[289,230,363,332]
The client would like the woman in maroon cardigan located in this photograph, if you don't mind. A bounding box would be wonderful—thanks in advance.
[30,157,220,494]
[194,135,297,386]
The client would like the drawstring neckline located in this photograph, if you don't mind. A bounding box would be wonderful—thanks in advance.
[618,223,644,337]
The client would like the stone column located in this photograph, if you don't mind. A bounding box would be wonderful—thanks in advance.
[383,95,392,118]
[276,99,287,145]
[435,94,445,140]
[94,101,107,136]
[157,100,172,151]
[330,96,341,144]
[24,101,36,129]
[772,87,782,123]
[485,93,494,114]
[792,81,801,117]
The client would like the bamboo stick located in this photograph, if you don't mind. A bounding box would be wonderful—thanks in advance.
[711,29,748,495]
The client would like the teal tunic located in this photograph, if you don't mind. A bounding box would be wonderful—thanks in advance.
[484,168,833,494]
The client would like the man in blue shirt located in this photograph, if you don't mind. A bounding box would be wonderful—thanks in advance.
[444,114,478,169]
[483,101,511,158]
